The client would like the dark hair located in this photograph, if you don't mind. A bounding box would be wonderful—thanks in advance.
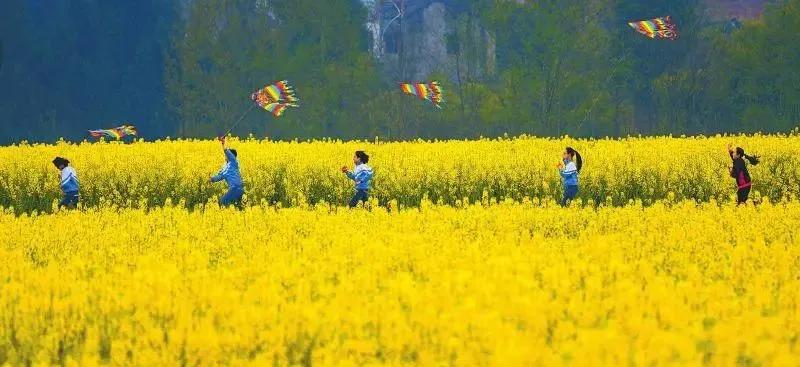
[228,149,238,157]
[355,151,369,164]
[52,157,70,168]
[566,147,583,172]
[736,147,760,166]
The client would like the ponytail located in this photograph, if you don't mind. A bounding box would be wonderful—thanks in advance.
[744,154,760,166]
[736,147,760,166]
[566,147,583,172]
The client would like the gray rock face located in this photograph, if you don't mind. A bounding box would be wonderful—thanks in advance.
[368,0,495,82]
[417,3,448,80]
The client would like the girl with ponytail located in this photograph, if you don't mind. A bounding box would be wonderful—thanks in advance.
[558,147,583,206]
[727,144,759,204]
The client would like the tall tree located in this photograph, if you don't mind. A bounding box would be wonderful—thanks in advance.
[481,0,621,136]
[166,0,379,139]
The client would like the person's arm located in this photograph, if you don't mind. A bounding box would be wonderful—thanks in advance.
[727,144,735,160]
[59,168,73,190]
[224,149,237,166]
[210,163,227,183]
[342,166,356,180]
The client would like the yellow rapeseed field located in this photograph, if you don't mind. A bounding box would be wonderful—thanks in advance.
[0,201,799,366]
[1,137,799,366]
[1,135,799,212]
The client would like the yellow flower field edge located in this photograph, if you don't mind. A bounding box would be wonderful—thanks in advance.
[0,202,799,365]
[1,134,799,212]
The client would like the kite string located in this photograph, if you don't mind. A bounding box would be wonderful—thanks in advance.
[224,103,256,137]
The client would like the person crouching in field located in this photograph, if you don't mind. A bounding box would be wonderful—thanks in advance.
[558,147,582,207]
[210,137,244,209]
[727,144,759,205]
[52,157,79,209]
[341,151,373,208]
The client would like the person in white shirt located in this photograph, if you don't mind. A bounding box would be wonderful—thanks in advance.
[557,147,582,207]
[52,157,79,209]
[341,151,374,208]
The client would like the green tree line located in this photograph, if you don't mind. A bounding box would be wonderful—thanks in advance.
[3,0,796,143]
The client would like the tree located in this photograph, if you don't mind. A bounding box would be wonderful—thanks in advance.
[482,0,620,137]
[166,0,380,139]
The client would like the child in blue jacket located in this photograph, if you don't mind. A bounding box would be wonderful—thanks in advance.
[341,151,373,208]
[558,147,582,206]
[210,137,244,208]
[53,157,80,209]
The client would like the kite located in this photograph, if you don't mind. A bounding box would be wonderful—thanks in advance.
[400,81,444,108]
[628,16,679,40]
[223,81,299,136]
[88,125,137,140]
[250,80,299,118]
[261,102,292,118]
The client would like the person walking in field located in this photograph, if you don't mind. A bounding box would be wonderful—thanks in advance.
[558,147,582,207]
[727,144,759,205]
[52,157,79,209]
[210,137,244,209]
[341,151,373,208]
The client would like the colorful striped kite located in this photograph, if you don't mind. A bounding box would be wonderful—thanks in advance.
[250,80,299,118]
[400,81,444,108]
[88,125,137,140]
[262,103,292,118]
[628,16,678,40]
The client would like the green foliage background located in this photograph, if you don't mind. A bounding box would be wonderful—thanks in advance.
[2,0,798,141]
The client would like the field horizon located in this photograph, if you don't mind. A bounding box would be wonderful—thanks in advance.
[1,133,799,213]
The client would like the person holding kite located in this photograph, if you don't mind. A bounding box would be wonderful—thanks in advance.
[341,151,374,208]
[210,137,245,209]
[558,147,583,207]
[727,144,759,205]
[52,157,79,209]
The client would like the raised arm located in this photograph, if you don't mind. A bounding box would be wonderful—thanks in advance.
[219,136,229,157]
[224,149,237,164]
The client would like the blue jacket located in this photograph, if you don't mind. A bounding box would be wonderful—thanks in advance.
[560,160,579,187]
[211,149,244,189]
[346,163,373,190]
[60,166,79,193]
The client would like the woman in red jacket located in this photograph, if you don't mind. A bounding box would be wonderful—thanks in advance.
[727,144,760,205]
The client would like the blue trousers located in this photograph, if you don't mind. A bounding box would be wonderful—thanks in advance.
[561,185,578,207]
[349,189,369,208]
[59,191,79,209]
[220,186,244,208]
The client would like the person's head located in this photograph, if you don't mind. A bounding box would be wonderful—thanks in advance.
[354,151,369,165]
[734,147,760,165]
[227,149,238,160]
[563,147,583,172]
[52,157,70,170]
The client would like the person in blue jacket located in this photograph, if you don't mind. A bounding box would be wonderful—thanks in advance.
[341,151,374,208]
[558,147,582,206]
[210,137,244,208]
[52,157,80,209]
